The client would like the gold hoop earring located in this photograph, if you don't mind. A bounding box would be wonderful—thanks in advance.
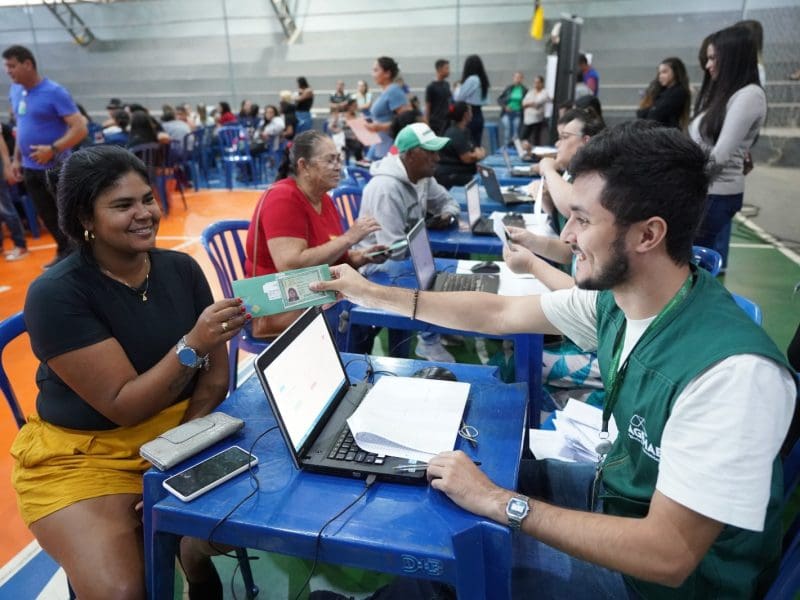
[84,229,94,242]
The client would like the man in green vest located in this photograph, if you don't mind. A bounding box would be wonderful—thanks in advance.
[311,121,796,598]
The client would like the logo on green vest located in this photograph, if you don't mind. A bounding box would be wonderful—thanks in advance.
[627,414,661,462]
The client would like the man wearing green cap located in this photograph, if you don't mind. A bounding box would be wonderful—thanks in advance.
[358,122,462,362]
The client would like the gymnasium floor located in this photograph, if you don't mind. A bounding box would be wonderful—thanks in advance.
[0,167,798,598]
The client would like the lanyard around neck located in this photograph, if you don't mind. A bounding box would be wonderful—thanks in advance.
[600,273,694,438]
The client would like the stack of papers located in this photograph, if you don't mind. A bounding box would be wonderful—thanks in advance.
[347,377,470,463]
[529,400,618,463]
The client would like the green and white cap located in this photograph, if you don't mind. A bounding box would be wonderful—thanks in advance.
[394,123,450,153]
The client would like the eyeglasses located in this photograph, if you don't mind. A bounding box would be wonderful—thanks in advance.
[557,130,582,142]
[311,154,343,168]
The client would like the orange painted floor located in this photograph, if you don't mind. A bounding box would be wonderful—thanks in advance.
[0,188,263,566]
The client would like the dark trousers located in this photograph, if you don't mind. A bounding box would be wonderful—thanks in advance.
[23,168,71,254]
[694,192,743,270]
[467,105,484,147]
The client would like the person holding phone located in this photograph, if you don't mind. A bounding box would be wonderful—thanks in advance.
[245,130,387,340]
[10,145,248,599]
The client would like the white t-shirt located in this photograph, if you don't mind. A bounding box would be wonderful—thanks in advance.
[540,286,795,531]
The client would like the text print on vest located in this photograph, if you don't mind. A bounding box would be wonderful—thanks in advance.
[627,414,661,462]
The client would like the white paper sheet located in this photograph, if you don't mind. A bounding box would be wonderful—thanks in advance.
[347,377,470,462]
[455,260,551,295]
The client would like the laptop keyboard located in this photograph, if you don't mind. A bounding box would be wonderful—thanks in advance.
[328,426,385,465]
[436,273,486,292]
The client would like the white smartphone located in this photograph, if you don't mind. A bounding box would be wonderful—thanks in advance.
[162,446,258,502]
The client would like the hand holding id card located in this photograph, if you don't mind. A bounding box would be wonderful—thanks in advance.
[232,264,337,317]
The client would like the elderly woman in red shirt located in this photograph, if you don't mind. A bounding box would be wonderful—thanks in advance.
[245,130,387,339]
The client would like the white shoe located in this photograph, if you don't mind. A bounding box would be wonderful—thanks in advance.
[414,338,455,363]
[5,247,29,261]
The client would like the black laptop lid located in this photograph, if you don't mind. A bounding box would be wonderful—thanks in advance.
[255,307,350,469]
[477,165,503,203]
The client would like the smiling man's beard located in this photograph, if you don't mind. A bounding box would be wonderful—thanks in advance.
[575,230,630,291]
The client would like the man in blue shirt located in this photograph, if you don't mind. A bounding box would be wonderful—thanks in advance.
[3,45,87,268]
[578,53,600,96]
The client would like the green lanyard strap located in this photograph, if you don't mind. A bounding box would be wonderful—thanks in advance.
[600,273,694,437]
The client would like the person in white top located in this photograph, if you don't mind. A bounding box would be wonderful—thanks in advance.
[691,24,766,271]
[520,75,551,146]
[311,122,795,598]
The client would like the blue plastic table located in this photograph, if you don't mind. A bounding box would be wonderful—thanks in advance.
[427,218,503,255]
[347,258,543,427]
[143,355,528,600]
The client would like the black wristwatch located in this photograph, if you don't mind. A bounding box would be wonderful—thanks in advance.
[50,143,59,156]
[506,495,530,530]
[176,336,209,370]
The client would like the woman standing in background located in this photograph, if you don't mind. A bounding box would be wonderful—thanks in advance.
[636,57,691,130]
[365,56,410,159]
[690,25,766,271]
[453,54,490,146]
[294,77,314,134]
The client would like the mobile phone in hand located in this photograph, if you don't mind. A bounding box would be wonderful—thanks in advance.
[162,446,258,502]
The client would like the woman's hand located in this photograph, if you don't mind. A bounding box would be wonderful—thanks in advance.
[184,298,251,355]
[345,216,382,245]
[349,245,389,268]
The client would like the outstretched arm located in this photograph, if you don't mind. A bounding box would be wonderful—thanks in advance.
[310,263,562,336]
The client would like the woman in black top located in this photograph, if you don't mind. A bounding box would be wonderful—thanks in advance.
[636,57,691,130]
[294,76,314,134]
[12,145,249,599]
[434,101,487,189]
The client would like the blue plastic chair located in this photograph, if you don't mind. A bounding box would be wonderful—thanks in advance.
[731,293,763,325]
[343,165,372,188]
[129,142,173,214]
[200,220,269,394]
[331,185,362,232]
[0,311,27,429]
[692,245,723,277]
[216,126,260,190]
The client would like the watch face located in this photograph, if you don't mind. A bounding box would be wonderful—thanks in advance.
[508,498,528,517]
[178,346,198,367]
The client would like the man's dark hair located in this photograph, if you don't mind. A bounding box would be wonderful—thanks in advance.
[56,145,150,245]
[2,45,36,69]
[558,107,605,137]
[434,59,449,71]
[578,53,589,66]
[570,121,709,265]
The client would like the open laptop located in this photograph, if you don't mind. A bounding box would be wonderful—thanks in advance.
[465,178,525,236]
[254,307,427,484]
[407,218,499,293]
[502,147,535,177]
[477,164,532,205]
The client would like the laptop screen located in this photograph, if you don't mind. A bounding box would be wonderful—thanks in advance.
[406,219,436,291]
[259,309,347,455]
[501,147,512,170]
[465,178,481,227]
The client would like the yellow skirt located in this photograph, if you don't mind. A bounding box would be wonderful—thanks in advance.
[11,400,189,526]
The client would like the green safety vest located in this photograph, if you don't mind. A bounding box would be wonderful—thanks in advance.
[595,268,793,599]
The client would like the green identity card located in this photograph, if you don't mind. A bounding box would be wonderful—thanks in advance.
[232,264,337,316]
